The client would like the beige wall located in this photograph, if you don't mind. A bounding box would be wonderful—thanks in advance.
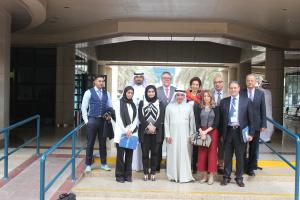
[0,8,11,145]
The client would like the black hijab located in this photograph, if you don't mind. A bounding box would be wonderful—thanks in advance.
[145,85,157,103]
[120,86,137,127]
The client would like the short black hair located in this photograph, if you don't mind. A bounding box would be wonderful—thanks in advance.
[229,80,240,86]
[94,75,105,80]
[189,77,202,86]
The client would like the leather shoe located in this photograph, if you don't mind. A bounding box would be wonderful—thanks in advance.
[235,179,245,187]
[125,177,132,182]
[220,178,230,186]
[247,171,255,176]
[116,177,125,183]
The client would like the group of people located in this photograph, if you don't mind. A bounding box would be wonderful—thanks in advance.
[81,71,273,187]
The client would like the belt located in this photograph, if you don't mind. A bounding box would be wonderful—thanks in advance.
[228,125,240,129]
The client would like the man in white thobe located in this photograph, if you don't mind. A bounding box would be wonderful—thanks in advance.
[165,90,195,183]
[129,72,147,171]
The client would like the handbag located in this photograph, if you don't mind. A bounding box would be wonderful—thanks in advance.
[57,193,76,200]
[192,132,212,148]
[192,108,213,148]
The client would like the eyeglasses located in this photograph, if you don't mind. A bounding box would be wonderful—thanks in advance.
[162,77,171,80]
[214,81,223,84]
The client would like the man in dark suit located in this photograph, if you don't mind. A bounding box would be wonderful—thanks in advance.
[156,71,176,172]
[241,74,267,176]
[219,81,254,187]
[211,75,228,174]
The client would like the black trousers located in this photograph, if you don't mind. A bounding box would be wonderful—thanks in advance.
[192,145,198,172]
[115,144,133,179]
[217,134,224,168]
[244,130,260,172]
[156,143,163,171]
[142,134,160,175]
[223,126,246,180]
[85,117,107,166]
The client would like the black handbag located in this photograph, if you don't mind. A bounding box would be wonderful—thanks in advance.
[192,132,212,148]
[57,193,76,200]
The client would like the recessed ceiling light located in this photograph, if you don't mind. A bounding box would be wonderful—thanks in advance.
[64,6,70,9]
[281,8,288,11]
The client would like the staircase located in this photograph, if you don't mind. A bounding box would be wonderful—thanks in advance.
[71,159,295,200]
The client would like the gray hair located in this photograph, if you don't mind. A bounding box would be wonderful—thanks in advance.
[161,71,172,80]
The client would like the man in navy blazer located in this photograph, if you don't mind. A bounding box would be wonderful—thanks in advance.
[219,81,254,187]
[241,74,267,176]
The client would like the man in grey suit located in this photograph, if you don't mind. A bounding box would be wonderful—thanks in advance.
[211,75,228,174]
[156,72,176,172]
[241,74,266,176]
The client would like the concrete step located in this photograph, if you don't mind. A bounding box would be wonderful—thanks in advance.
[73,168,295,200]
[83,167,295,182]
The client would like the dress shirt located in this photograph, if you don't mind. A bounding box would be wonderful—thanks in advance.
[81,86,113,124]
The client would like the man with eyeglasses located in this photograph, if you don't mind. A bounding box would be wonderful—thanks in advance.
[157,72,176,172]
[211,75,228,174]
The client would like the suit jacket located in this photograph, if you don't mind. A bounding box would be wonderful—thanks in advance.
[194,105,220,131]
[219,95,254,143]
[157,86,176,109]
[211,88,228,104]
[240,88,267,131]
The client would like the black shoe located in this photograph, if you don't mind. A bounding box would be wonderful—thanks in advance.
[220,178,230,186]
[125,177,132,182]
[116,177,125,183]
[247,171,255,176]
[235,179,245,187]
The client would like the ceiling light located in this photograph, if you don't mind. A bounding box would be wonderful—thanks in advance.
[64,6,70,9]
[281,8,287,11]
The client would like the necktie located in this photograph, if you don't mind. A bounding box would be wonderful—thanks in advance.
[165,87,169,98]
[249,89,254,101]
[217,92,221,106]
[229,97,237,119]
[97,89,102,99]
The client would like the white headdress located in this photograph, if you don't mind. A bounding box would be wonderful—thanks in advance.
[129,72,148,87]
[170,89,187,104]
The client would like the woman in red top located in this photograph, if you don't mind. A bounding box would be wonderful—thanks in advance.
[186,77,203,174]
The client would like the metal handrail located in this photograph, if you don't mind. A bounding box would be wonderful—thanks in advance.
[39,123,85,200]
[261,117,300,200]
[0,115,40,180]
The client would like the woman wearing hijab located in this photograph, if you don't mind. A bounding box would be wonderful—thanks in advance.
[138,85,165,181]
[114,86,138,183]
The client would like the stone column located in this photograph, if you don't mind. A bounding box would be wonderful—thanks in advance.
[265,48,284,123]
[238,61,252,89]
[221,68,229,94]
[88,59,98,75]
[228,66,238,83]
[0,9,11,145]
[56,47,75,127]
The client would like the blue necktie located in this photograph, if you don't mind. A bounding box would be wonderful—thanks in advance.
[229,98,236,119]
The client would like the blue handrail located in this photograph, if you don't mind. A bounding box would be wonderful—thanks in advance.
[0,115,40,180]
[39,123,85,200]
[261,117,300,200]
